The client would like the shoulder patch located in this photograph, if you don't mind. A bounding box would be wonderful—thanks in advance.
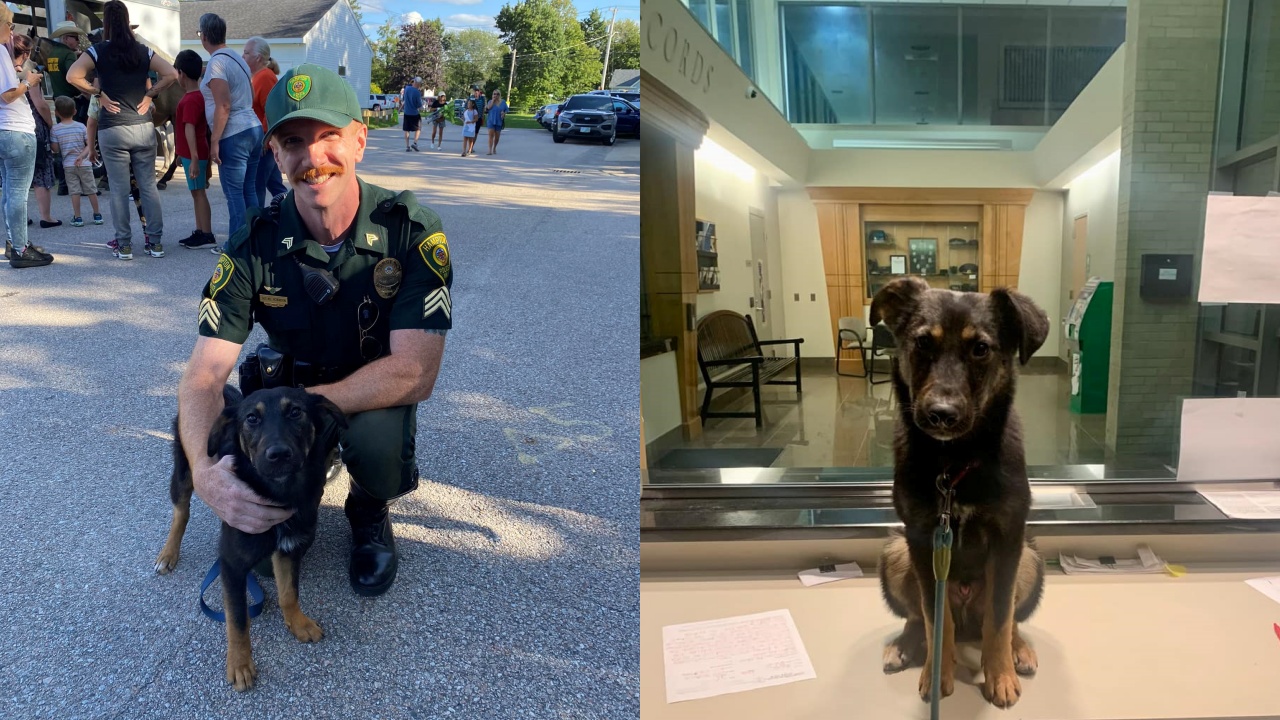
[417,232,450,283]
[209,255,234,298]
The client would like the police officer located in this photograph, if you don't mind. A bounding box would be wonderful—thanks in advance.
[177,64,452,597]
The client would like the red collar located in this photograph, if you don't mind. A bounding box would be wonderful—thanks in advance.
[938,462,979,493]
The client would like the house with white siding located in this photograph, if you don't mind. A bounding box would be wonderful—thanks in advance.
[179,0,373,106]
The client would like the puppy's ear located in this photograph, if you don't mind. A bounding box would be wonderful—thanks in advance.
[991,287,1049,365]
[870,277,929,333]
[206,406,239,458]
[311,396,349,449]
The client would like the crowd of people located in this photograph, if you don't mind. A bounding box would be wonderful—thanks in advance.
[0,1,516,271]
[399,79,507,157]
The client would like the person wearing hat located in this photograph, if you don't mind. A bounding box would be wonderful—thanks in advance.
[399,76,422,151]
[47,22,83,106]
[177,64,452,599]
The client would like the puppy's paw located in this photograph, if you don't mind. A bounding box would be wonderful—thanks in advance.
[882,642,913,674]
[982,669,1021,708]
[918,664,954,702]
[1014,643,1038,676]
[285,613,324,643]
[226,654,257,692]
[153,549,179,574]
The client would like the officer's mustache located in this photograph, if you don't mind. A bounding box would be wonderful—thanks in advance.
[293,165,345,186]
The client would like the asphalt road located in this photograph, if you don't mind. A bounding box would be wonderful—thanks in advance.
[0,127,639,719]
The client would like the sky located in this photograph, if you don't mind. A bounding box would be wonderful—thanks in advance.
[356,0,639,37]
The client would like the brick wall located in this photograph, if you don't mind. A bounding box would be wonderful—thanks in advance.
[1106,0,1224,460]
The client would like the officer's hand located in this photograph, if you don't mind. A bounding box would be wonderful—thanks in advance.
[193,455,293,534]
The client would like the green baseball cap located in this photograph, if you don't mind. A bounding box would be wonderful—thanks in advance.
[265,64,363,139]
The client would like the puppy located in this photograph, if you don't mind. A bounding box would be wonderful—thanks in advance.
[869,277,1049,708]
[154,386,346,691]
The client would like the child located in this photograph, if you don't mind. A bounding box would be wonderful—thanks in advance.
[48,96,101,227]
[462,99,477,157]
[173,50,214,248]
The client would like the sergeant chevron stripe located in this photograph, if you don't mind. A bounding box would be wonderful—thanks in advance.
[422,287,451,320]
[199,298,222,332]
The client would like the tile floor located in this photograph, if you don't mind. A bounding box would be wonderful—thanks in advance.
[652,364,1111,468]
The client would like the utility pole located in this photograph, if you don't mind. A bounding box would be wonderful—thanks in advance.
[600,6,618,90]
[506,46,516,102]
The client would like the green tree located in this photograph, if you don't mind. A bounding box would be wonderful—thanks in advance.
[370,18,399,92]
[445,28,505,99]
[388,20,445,93]
[580,8,608,58]
[609,19,639,75]
[495,0,600,109]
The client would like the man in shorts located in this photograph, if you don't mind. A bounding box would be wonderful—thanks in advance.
[401,77,423,151]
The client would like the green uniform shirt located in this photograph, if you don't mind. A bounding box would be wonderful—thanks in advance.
[45,43,78,99]
[198,178,452,368]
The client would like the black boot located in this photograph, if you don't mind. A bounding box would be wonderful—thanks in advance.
[344,484,397,596]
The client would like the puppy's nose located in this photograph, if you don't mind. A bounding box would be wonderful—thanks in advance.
[926,403,961,428]
[265,445,293,463]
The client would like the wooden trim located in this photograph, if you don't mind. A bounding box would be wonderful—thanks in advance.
[862,204,982,223]
[808,187,1036,206]
[640,69,709,149]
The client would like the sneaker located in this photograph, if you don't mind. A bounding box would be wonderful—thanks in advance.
[405,147,411,152]
[179,230,216,249]
[115,243,132,260]
[412,143,419,152]
[93,213,103,225]
[210,245,223,255]
[72,216,84,227]
[106,238,118,250]
[11,244,54,268]
[148,242,164,258]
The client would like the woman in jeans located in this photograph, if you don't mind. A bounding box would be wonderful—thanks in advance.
[0,7,53,268]
[66,0,179,261]
[11,35,60,229]
[199,12,260,251]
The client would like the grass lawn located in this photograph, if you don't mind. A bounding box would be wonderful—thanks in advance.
[501,113,543,130]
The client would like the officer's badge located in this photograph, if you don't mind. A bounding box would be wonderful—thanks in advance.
[259,293,288,308]
[47,57,59,72]
[416,232,450,283]
[209,255,234,298]
[288,75,312,101]
[373,258,403,299]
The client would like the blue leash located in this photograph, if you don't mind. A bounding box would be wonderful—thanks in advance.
[199,559,266,623]
[931,519,953,720]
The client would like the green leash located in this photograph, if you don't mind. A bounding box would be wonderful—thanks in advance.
[930,466,968,720]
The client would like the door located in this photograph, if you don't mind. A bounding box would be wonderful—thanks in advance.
[1071,215,1088,298]
[748,209,772,339]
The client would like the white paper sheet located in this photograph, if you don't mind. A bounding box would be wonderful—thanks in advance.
[1176,398,1280,481]
[662,609,817,703]
[1246,577,1280,606]
[1059,545,1169,575]
[1201,491,1280,519]
[1199,194,1280,303]
[797,561,863,587]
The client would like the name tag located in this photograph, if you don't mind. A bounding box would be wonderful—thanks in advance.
[259,293,288,308]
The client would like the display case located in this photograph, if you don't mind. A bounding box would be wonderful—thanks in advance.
[695,219,720,292]
[864,221,980,298]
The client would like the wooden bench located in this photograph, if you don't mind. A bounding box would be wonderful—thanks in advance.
[696,310,804,427]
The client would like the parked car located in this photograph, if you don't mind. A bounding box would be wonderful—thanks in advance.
[365,93,397,112]
[535,102,561,130]
[611,97,640,136]
[552,94,618,145]
[589,89,640,107]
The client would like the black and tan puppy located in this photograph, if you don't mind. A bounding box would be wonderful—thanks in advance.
[154,386,346,691]
[870,277,1049,708]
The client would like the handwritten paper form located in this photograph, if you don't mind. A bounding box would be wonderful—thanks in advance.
[1199,194,1280,303]
[662,609,817,703]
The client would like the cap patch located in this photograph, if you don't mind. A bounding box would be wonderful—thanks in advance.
[288,75,312,101]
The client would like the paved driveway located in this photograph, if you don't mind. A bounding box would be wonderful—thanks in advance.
[0,127,638,719]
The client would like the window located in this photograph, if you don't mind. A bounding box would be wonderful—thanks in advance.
[682,0,755,81]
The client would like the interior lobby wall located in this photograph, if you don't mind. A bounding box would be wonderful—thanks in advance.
[693,150,782,331]
[1021,191,1066,360]
[777,190,833,356]
[805,148,1039,188]
[640,352,682,442]
[1059,151,1121,360]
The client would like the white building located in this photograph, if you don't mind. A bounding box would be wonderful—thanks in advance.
[179,0,372,104]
